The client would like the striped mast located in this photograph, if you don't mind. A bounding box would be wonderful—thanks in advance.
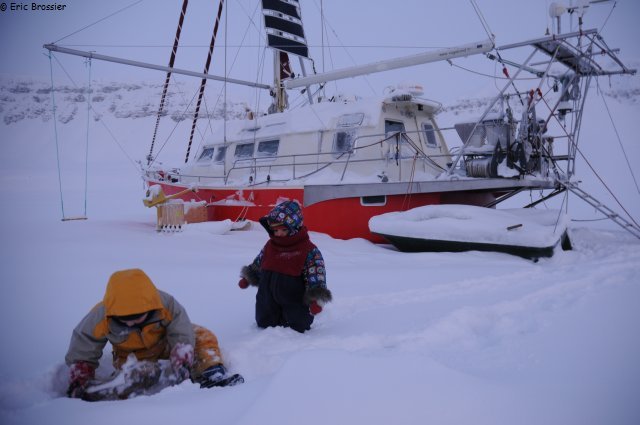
[148,0,188,165]
[185,0,225,164]
[261,0,310,113]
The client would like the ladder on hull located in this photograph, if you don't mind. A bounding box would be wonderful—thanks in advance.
[561,181,640,239]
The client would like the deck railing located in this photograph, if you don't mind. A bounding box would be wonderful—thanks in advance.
[146,130,454,186]
[144,125,557,187]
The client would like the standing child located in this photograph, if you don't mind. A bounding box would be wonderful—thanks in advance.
[238,200,332,333]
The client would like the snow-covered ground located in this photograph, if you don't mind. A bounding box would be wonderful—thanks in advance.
[1,80,639,424]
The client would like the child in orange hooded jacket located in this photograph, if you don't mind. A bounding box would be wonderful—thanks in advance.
[65,268,242,398]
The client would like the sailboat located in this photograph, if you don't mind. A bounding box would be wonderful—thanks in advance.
[44,0,638,242]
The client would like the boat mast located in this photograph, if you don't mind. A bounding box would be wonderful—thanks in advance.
[271,50,288,113]
[148,0,189,166]
[261,0,310,113]
[185,0,225,164]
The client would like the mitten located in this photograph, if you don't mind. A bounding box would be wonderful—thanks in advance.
[170,342,194,382]
[309,300,323,315]
[67,361,95,398]
[238,278,249,289]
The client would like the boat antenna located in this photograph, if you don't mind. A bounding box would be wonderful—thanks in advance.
[469,0,495,41]
[320,0,325,74]
[185,0,226,164]
[148,0,189,166]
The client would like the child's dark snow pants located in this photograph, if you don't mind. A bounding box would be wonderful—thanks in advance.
[255,270,313,333]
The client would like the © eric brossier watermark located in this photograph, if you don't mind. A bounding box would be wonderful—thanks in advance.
[1,3,68,12]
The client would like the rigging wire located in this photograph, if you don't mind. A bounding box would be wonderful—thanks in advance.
[185,0,225,164]
[190,0,264,161]
[320,0,325,74]
[449,61,539,81]
[149,0,188,165]
[224,0,228,152]
[150,89,201,166]
[149,1,262,166]
[195,0,262,152]
[599,1,617,33]
[178,0,272,164]
[53,0,144,44]
[309,0,377,96]
[595,77,640,194]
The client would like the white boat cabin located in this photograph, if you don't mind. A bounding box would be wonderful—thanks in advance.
[179,87,451,188]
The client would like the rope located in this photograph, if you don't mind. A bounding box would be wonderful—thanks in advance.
[50,54,139,170]
[402,154,418,210]
[83,58,92,217]
[537,92,640,228]
[235,205,249,222]
[553,191,568,234]
[48,52,66,220]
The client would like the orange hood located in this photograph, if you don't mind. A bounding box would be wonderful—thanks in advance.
[103,269,163,316]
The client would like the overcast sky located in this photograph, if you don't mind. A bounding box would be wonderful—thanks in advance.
[0,0,637,103]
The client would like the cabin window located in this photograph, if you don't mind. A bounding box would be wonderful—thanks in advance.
[197,147,215,162]
[337,113,364,127]
[256,139,279,157]
[422,123,438,147]
[384,120,413,159]
[234,143,254,159]
[333,130,356,157]
[214,146,227,163]
[361,195,386,206]
[385,120,405,137]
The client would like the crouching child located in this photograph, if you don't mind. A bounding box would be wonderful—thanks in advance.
[65,268,243,400]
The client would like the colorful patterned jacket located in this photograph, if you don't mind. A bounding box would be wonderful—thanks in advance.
[241,200,332,305]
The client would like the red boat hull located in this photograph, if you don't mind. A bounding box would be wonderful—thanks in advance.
[150,182,494,242]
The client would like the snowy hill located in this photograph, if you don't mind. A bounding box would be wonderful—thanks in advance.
[0,76,257,126]
[2,71,639,126]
